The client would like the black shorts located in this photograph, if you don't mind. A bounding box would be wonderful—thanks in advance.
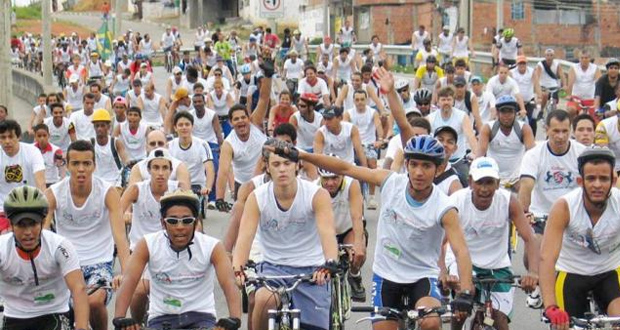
[3,313,70,330]
[372,275,442,321]
[502,58,517,67]
[335,220,368,247]
[532,217,547,235]
[556,268,620,318]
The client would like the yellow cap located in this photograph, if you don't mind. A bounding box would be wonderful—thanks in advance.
[173,87,189,101]
[91,52,99,57]
[91,109,111,122]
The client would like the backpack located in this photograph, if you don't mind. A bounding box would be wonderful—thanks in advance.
[91,137,122,170]
[489,120,524,143]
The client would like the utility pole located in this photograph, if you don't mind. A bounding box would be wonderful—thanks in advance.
[42,0,52,87]
[0,0,12,111]
[596,0,602,54]
[497,0,504,31]
[324,0,330,37]
[114,0,122,38]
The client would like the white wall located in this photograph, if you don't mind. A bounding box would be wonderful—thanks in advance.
[299,6,324,39]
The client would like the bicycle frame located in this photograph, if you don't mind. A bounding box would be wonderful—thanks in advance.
[331,244,353,330]
[352,305,452,329]
[470,276,521,330]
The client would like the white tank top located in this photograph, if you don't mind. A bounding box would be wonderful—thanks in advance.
[120,121,147,161]
[595,116,620,171]
[293,111,323,150]
[126,89,142,108]
[224,125,267,183]
[453,36,469,58]
[538,60,560,88]
[44,117,72,152]
[427,109,467,160]
[255,179,324,266]
[572,62,597,99]
[210,90,229,117]
[435,164,460,195]
[93,137,121,185]
[65,85,84,110]
[343,83,368,110]
[319,122,355,163]
[451,188,512,269]
[438,33,453,54]
[192,109,218,144]
[486,120,526,180]
[138,71,152,87]
[146,231,217,318]
[498,37,520,61]
[373,173,455,283]
[88,60,103,77]
[320,43,334,61]
[340,27,354,45]
[51,176,114,266]
[292,37,305,53]
[113,74,130,94]
[140,93,163,126]
[118,61,130,72]
[326,176,355,234]
[346,106,376,145]
[336,56,352,82]
[129,180,179,249]
[557,188,620,275]
[140,39,153,55]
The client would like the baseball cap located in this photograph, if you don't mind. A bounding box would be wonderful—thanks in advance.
[516,55,527,64]
[469,157,500,181]
[405,107,422,117]
[147,148,173,167]
[172,66,183,74]
[173,87,189,101]
[471,76,483,84]
[433,126,458,141]
[216,55,224,62]
[113,96,127,106]
[454,76,467,86]
[69,74,79,84]
[443,25,450,30]
[140,62,148,68]
[317,64,327,73]
[322,106,343,119]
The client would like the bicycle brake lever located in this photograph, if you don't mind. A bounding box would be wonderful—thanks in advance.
[355,316,387,324]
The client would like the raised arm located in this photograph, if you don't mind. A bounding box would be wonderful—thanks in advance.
[374,68,415,144]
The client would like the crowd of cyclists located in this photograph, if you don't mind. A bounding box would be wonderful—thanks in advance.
[3,17,620,330]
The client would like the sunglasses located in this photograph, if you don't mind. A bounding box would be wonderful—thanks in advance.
[149,141,166,147]
[417,102,430,106]
[164,217,196,226]
[214,73,222,76]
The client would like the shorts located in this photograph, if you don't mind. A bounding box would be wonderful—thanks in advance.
[502,58,517,67]
[363,144,378,160]
[472,266,515,319]
[81,261,114,305]
[0,212,9,233]
[555,268,620,318]
[372,274,442,321]
[335,220,368,247]
[148,311,216,329]
[256,262,331,330]
[2,313,71,330]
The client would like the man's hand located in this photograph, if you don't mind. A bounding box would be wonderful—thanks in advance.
[544,305,570,330]
[112,274,123,290]
[373,67,395,94]
[520,272,539,294]
[351,241,366,270]
[264,139,299,162]
[313,259,339,286]
[200,187,211,196]
[450,291,474,322]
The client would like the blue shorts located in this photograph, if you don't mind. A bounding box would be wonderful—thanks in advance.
[257,262,331,330]
[81,261,114,305]
[148,311,216,329]
[372,273,441,321]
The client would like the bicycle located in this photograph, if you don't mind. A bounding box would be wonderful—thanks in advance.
[164,47,174,73]
[246,273,314,330]
[541,86,560,120]
[331,244,353,330]
[351,305,453,329]
[469,275,521,330]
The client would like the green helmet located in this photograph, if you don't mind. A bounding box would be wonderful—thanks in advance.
[502,28,514,38]
[4,186,49,224]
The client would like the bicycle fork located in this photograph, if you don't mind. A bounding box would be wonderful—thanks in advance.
[268,308,301,330]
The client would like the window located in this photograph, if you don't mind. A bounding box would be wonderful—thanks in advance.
[511,1,525,21]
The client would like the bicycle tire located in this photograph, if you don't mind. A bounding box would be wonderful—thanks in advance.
[330,277,345,330]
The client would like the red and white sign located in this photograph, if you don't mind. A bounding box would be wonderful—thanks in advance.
[260,0,284,18]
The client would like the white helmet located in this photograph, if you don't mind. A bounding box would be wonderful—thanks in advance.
[395,79,409,91]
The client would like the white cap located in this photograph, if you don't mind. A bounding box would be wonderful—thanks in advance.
[172,66,182,74]
[443,25,450,30]
[147,148,173,167]
[104,59,112,67]
[469,157,500,181]
[405,107,422,116]
[69,74,79,83]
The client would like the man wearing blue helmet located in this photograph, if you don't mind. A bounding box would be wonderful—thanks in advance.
[266,134,475,330]
[234,64,255,106]
[477,94,536,190]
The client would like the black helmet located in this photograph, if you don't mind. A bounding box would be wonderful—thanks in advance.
[606,58,620,69]
[577,146,616,175]
[426,55,437,63]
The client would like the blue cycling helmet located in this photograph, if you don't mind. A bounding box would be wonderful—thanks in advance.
[403,135,445,165]
[135,53,144,60]
[495,95,519,111]
[240,64,251,75]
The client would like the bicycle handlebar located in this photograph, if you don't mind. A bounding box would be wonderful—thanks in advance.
[352,305,452,323]
[472,275,521,286]
[246,274,314,294]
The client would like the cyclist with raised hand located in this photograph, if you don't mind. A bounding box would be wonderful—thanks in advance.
[567,50,600,118]
[448,157,540,330]
[0,186,89,330]
[540,147,620,330]
[266,134,475,330]
[535,49,564,115]
[114,190,242,330]
[495,28,522,68]
[384,117,431,173]
[119,148,179,323]
[43,140,130,330]
[127,129,191,190]
[215,55,273,208]
[477,95,535,190]
[232,140,339,330]
[594,58,620,114]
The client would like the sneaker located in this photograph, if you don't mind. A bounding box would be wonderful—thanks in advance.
[348,273,366,302]
[207,201,216,210]
[526,286,543,309]
[367,196,378,210]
